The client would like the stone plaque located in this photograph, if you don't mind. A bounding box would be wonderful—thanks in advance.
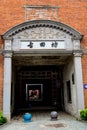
[20,40,66,50]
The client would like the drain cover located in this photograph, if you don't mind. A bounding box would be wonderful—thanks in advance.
[46,123,67,128]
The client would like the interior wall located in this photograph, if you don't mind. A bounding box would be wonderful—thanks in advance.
[63,57,77,116]
[11,65,16,115]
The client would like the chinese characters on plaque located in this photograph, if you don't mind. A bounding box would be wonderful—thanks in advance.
[20,40,65,49]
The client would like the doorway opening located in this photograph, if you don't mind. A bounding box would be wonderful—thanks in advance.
[13,65,64,114]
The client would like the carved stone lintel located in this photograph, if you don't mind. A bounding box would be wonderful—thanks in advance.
[14,27,67,40]
[3,20,82,40]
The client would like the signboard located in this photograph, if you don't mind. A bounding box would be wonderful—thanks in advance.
[20,40,66,50]
[84,84,87,89]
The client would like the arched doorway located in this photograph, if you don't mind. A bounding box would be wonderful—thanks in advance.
[2,20,84,120]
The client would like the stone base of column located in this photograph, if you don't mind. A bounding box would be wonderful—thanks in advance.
[3,112,11,121]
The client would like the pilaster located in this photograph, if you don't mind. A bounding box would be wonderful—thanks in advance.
[3,40,12,121]
[73,52,84,117]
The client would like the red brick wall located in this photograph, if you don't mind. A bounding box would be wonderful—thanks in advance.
[0,0,87,109]
[82,55,87,107]
[0,0,87,34]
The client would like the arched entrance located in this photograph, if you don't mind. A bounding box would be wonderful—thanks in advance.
[2,20,84,120]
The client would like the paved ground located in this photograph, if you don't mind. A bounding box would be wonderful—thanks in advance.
[0,111,87,130]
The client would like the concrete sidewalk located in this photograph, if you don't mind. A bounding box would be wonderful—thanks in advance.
[0,112,87,130]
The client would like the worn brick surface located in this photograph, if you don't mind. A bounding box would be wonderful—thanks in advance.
[0,0,87,109]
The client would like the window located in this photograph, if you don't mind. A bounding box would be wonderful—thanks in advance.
[72,73,75,84]
[66,80,72,103]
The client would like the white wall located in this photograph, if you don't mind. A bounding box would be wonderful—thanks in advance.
[63,57,77,116]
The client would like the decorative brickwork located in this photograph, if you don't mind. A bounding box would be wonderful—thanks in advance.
[24,5,58,21]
